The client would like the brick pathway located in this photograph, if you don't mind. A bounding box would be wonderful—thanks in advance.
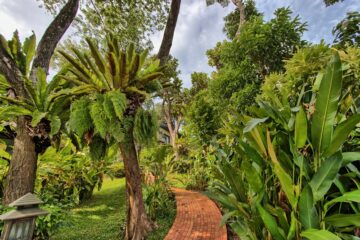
[164,188,227,240]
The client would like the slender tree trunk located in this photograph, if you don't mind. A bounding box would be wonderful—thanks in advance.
[3,117,36,205]
[231,0,245,36]
[1,0,80,205]
[119,127,153,240]
[157,0,181,65]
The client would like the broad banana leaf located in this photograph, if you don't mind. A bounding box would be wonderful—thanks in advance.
[311,53,342,156]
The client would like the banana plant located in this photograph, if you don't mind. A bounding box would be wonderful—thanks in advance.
[210,52,360,239]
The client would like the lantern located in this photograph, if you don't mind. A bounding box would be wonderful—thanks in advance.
[0,193,48,240]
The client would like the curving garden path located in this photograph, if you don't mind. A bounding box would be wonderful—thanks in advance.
[165,188,227,240]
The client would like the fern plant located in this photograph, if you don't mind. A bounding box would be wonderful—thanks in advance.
[0,32,77,143]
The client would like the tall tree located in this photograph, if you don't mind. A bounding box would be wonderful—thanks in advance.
[206,0,247,36]
[223,0,261,39]
[59,37,165,240]
[0,0,80,205]
[158,57,183,151]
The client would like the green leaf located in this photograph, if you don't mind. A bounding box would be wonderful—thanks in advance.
[287,212,297,240]
[301,229,341,240]
[243,117,268,133]
[295,106,307,148]
[325,114,360,157]
[69,97,93,137]
[325,190,360,210]
[324,214,360,227]
[108,90,127,121]
[256,203,286,240]
[86,38,106,74]
[49,115,61,136]
[267,130,297,208]
[311,53,342,155]
[22,33,36,76]
[89,96,109,139]
[309,152,343,202]
[299,185,319,229]
[31,110,47,127]
[242,160,263,192]
[342,152,360,166]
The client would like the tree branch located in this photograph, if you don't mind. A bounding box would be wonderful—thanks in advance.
[30,0,80,79]
[157,0,181,66]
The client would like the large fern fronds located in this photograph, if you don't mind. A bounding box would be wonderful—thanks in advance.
[89,94,109,139]
[133,108,158,145]
[69,96,93,137]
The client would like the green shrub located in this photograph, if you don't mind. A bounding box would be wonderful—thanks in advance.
[108,162,125,178]
[143,178,175,220]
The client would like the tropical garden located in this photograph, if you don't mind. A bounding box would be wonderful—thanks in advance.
[0,0,359,239]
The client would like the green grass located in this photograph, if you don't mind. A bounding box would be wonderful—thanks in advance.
[50,177,175,240]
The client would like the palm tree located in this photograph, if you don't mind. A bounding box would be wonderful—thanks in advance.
[59,35,166,240]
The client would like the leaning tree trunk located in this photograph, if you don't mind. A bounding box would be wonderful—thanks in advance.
[119,126,154,240]
[1,0,80,205]
[3,117,37,205]
[157,0,181,65]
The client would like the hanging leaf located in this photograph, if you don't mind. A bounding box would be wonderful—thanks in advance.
[69,97,93,137]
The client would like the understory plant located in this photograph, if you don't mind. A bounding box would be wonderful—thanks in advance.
[209,52,360,239]
[140,145,175,220]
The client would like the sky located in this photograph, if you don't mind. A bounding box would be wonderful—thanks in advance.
[0,0,359,87]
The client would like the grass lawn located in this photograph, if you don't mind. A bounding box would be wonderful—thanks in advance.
[51,177,175,240]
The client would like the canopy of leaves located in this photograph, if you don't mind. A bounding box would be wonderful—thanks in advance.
[333,11,360,48]
[207,7,306,114]
[39,0,169,49]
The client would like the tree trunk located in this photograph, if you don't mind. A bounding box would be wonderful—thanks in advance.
[3,117,37,205]
[1,0,80,205]
[30,0,80,79]
[231,0,245,36]
[119,127,153,240]
[157,0,181,66]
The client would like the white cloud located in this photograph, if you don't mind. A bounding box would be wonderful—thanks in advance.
[0,0,53,39]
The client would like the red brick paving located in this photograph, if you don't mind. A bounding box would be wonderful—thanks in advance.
[164,188,227,240]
